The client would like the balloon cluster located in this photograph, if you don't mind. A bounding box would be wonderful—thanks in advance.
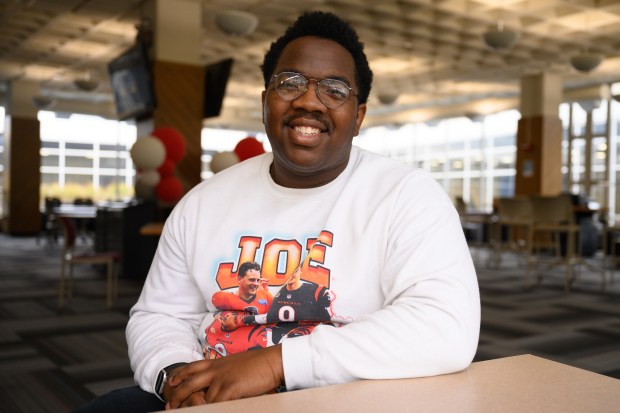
[131,126,186,203]
[210,136,265,173]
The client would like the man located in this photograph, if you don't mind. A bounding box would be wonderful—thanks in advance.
[267,265,331,323]
[211,261,272,315]
[203,311,268,359]
[243,265,332,345]
[74,10,479,413]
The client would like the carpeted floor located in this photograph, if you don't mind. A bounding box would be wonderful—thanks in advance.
[0,234,143,413]
[0,234,619,413]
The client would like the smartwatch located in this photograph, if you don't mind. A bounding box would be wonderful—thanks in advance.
[155,362,188,401]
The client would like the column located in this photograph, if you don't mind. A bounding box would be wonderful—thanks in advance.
[515,73,563,196]
[137,0,205,191]
[2,80,41,235]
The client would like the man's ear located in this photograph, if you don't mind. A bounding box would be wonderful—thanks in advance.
[353,103,367,136]
[261,90,267,125]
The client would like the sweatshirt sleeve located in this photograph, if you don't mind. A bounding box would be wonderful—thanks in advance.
[281,173,481,389]
[125,203,206,394]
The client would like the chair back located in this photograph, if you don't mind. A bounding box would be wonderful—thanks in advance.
[496,197,532,223]
[529,194,575,225]
[58,217,77,252]
[455,196,467,215]
[74,197,94,205]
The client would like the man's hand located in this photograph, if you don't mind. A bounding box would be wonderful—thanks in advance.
[162,365,207,408]
[165,344,284,409]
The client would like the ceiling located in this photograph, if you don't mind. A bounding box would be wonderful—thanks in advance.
[1,0,620,132]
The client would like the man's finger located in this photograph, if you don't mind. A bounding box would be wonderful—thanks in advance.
[180,391,208,407]
[167,371,213,408]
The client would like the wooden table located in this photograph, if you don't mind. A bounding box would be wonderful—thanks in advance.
[158,355,620,413]
[140,221,164,236]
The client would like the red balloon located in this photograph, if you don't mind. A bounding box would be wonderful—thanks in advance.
[157,159,175,178]
[234,137,265,162]
[151,127,186,163]
[155,176,184,203]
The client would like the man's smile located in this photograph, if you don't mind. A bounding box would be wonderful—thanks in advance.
[294,125,321,135]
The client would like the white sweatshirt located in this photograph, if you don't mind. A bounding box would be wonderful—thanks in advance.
[126,146,480,393]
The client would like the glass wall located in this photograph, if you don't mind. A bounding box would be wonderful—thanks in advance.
[353,100,620,219]
[38,111,136,203]
[354,110,521,212]
[1,98,617,219]
[561,99,620,220]
[201,128,269,180]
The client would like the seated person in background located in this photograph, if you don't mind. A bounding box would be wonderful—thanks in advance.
[73,10,480,413]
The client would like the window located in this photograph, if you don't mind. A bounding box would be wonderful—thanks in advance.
[200,128,269,180]
[38,111,137,203]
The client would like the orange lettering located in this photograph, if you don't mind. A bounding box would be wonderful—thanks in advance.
[214,232,333,290]
[261,239,303,286]
[215,236,262,289]
[302,230,333,287]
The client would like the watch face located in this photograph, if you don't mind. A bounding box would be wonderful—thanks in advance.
[156,363,188,397]
[156,369,167,396]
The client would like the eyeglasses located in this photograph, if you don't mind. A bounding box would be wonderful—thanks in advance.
[269,72,358,108]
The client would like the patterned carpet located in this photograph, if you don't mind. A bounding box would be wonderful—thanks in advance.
[0,234,143,413]
[0,234,619,413]
[473,250,620,379]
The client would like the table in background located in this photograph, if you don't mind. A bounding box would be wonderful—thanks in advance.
[52,204,97,219]
[139,222,164,236]
[52,204,98,242]
[160,354,620,413]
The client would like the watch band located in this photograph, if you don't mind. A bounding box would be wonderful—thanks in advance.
[155,362,189,401]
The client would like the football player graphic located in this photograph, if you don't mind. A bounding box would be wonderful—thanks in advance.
[243,266,333,343]
[212,261,273,314]
[203,311,268,359]
[268,265,332,322]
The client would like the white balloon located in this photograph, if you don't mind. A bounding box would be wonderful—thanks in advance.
[134,179,156,201]
[137,169,160,187]
[130,136,166,170]
[210,151,239,173]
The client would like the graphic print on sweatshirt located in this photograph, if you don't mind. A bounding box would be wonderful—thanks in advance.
[203,231,335,359]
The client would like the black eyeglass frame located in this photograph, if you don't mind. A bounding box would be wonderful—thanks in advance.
[268,71,358,108]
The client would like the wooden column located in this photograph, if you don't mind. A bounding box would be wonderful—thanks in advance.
[150,60,204,189]
[2,80,41,235]
[515,116,563,195]
[515,73,563,196]
[136,0,204,192]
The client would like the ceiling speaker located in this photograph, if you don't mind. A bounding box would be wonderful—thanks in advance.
[483,26,519,50]
[569,54,603,73]
[74,79,99,91]
[377,94,399,105]
[215,11,258,36]
[31,95,56,110]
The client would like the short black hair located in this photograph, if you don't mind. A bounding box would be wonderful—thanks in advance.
[261,11,373,104]
[238,261,261,278]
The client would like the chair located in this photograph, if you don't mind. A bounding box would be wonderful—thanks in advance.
[38,197,61,246]
[455,197,490,263]
[489,197,533,270]
[603,223,619,286]
[72,197,96,241]
[529,194,582,292]
[58,216,121,308]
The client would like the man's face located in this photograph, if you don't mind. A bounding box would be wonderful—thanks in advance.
[238,268,261,297]
[287,267,302,290]
[219,312,239,332]
[262,36,367,188]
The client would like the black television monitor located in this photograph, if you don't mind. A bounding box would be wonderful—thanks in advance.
[108,44,156,120]
[203,58,234,118]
